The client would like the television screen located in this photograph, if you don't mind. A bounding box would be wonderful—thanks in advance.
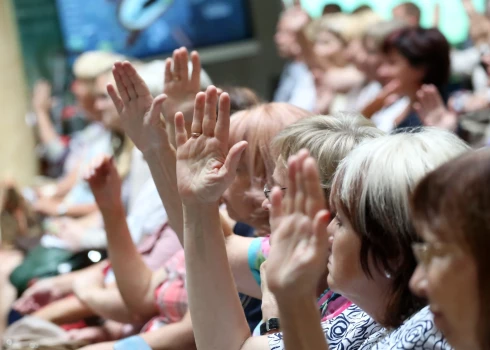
[56,0,253,59]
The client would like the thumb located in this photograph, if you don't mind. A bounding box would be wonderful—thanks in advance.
[149,94,167,128]
[222,141,248,178]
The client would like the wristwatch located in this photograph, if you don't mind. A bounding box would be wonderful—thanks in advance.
[260,318,280,335]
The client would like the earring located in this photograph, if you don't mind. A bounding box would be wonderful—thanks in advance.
[385,271,392,279]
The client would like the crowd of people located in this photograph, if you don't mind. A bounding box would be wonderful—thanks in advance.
[1,1,490,349]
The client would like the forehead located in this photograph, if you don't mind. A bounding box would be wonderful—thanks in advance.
[272,156,287,185]
[95,72,111,92]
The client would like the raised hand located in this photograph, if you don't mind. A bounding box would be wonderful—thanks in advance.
[266,150,330,300]
[175,86,248,204]
[84,155,122,213]
[108,61,169,153]
[32,80,52,112]
[163,47,202,124]
[414,84,458,132]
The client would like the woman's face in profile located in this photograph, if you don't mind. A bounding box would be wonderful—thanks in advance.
[409,228,480,350]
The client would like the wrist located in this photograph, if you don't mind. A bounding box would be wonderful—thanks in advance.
[100,202,125,221]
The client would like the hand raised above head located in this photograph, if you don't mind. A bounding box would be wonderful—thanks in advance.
[175,86,248,205]
[266,151,330,300]
[163,47,203,125]
[108,61,170,153]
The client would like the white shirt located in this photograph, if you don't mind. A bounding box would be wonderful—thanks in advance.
[268,305,451,350]
[274,61,316,112]
[371,97,410,133]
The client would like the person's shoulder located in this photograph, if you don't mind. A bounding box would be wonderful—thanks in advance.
[326,304,382,349]
[365,306,452,350]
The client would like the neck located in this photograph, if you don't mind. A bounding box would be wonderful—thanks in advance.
[342,280,391,326]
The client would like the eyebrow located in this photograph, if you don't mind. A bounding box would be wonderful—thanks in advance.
[272,174,284,187]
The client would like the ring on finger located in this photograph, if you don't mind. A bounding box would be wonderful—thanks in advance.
[191,132,201,138]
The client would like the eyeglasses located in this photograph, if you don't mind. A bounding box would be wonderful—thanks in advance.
[263,184,287,200]
[412,242,454,267]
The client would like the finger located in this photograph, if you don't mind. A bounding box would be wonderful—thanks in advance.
[202,86,218,136]
[215,93,231,143]
[413,102,424,121]
[107,84,124,114]
[303,157,325,218]
[178,48,189,83]
[150,94,168,129]
[164,58,173,84]
[175,112,188,148]
[294,150,309,214]
[269,186,284,222]
[190,51,201,88]
[313,209,331,243]
[222,141,248,178]
[112,64,130,103]
[120,61,137,100]
[172,49,181,80]
[285,155,298,214]
[191,92,206,134]
[123,62,153,97]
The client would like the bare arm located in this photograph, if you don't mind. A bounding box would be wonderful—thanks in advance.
[175,87,269,350]
[109,59,263,298]
[32,81,61,147]
[33,295,94,325]
[141,310,196,350]
[86,156,163,322]
[75,284,134,324]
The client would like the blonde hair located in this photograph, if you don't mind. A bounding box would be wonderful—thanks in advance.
[363,20,409,51]
[330,127,470,327]
[306,13,354,44]
[229,103,313,184]
[73,51,127,81]
[273,112,384,201]
[347,10,382,41]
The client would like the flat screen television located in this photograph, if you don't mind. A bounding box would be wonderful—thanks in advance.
[55,0,254,60]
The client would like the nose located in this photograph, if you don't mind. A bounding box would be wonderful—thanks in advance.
[409,264,428,299]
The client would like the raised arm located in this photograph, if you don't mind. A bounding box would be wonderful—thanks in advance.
[175,86,268,350]
[108,60,185,238]
[85,156,163,322]
[266,152,330,350]
[109,55,263,299]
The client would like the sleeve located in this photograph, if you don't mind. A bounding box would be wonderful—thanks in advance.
[247,236,271,286]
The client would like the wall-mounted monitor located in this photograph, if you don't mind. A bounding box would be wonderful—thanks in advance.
[56,0,254,60]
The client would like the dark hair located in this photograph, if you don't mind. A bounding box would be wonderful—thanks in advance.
[411,149,490,350]
[382,27,450,89]
[323,3,342,15]
[217,86,262,115]
[353,4,372,14]
[397,2,421,20]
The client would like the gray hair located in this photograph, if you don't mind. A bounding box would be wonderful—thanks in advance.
[272,112,385,201]
[331,127,470,327]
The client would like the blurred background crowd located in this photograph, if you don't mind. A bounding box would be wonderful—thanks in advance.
[1,0,490,349]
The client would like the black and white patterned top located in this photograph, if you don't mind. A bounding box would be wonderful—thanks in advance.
[267,305,452,350]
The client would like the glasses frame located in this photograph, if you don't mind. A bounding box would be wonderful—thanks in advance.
[263,184,287,200]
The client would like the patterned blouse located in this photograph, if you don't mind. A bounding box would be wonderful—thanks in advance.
[268,305,452,350]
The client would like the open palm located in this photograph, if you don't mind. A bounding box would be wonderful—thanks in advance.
[266,151,330,300]
[414,84,457,132]
[108,61,169,153]
[163,48,202,124]
[175,86,247,204]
